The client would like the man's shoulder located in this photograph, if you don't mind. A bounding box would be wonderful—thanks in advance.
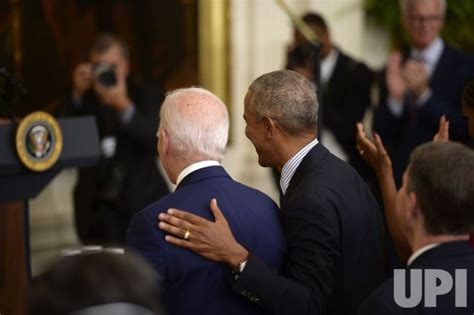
[336,49,370,75]
[358,277,400,315]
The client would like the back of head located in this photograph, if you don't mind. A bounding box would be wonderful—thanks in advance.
[29,252,161,315]
[302,12,328,32]
[408,141,474,235]
[159,87,229,162]
[248,69,318,134]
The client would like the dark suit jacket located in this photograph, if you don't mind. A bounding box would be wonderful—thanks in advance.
[358,241,474,314]
[232,144,384,315]
[127,166,286,315]
[57,80,170,244]
[321,49,372,179]
[374,44,474,186]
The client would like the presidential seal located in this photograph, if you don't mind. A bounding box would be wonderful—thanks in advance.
[16,111,63,172]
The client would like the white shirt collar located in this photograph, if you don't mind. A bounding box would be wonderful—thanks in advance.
[407,243,440,267]
[280,138,319,195]
[410,37,444,77]
[321,48,339,85]
[176,160,220,186]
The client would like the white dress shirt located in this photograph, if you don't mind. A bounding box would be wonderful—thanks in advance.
[280,138,319,195]
[407,243,440,266]
[176,160,220,186]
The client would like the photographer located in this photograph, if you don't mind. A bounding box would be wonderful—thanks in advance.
[286,12,372,179]
[57,33,169,245]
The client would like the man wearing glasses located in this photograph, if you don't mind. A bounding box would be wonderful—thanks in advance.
[373,0,474,189]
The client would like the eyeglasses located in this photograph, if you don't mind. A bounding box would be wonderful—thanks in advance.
[408,15,442,24]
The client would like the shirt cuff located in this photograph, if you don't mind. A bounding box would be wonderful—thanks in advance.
[119,104,136,124]
[387,97,404,118]
[416,88,432,108]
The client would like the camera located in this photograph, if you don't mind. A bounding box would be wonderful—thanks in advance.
[93,63,117,87]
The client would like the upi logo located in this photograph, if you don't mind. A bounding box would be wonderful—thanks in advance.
[393,269,467,308]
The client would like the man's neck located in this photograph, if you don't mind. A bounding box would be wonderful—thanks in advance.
[277,133,317,172]
[411,233,469,254]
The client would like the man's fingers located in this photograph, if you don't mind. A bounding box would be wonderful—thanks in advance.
[159,212,194,230]
[158,221,189,238]
[164,235,195,250]
[167,208,207,225]
[209,198,226,222]
[374,134,389,158]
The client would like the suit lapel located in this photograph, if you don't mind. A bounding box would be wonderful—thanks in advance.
[175,166,231,191]
[282,144,330,209]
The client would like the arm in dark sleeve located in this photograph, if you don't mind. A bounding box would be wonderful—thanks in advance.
[373,69,403,147]
[118,84,164,152]
[329,62,372,150]
[231,197,340,315]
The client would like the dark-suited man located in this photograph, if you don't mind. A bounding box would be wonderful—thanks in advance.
[359,141,474,314]
[159,70,384,315]
[287,12,372,178]
[126,87,286,315]
[373,0,474,186]
[57,34,170,245]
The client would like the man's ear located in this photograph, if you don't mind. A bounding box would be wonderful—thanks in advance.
[406,191,420,223]
[263,116,278,139]
[160,128,171,155]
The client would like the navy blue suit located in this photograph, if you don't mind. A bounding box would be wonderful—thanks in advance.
[359,241,474,315]
[127,166,286,315]
[231,144,384,315]
[374,45,474,186]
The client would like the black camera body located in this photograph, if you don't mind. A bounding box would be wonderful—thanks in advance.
[93,63,117,87]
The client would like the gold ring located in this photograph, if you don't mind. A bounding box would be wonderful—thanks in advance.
[183,230,191,240]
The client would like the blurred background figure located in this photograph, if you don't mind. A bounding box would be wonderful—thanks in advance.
[286,12,373,180]
[373,0,474,187]
[56,34,170,245]
[29,251,162,315]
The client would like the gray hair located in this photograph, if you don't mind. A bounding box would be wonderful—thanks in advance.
[400,0,446,18]
[407,141,474,235]
[247,70,318,134]
[159,87,228,162]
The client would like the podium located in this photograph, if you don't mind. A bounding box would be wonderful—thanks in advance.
[0,116,100,315]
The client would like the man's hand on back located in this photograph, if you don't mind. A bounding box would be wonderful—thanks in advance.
[158,198,249,271]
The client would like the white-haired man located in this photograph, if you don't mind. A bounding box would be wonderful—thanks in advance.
[373,0,474,187]
[126,87,285,315]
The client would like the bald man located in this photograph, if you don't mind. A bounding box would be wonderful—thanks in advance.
[126,87,285,315]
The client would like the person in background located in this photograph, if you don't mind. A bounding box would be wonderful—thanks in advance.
[57,33,169,245]
[29,251,162,315]
[286,12,372,179]
[357,77,474,262]
[358,141,474,314]
[373,0,474,187]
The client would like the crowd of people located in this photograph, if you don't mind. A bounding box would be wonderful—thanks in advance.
[29,0,474,314]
